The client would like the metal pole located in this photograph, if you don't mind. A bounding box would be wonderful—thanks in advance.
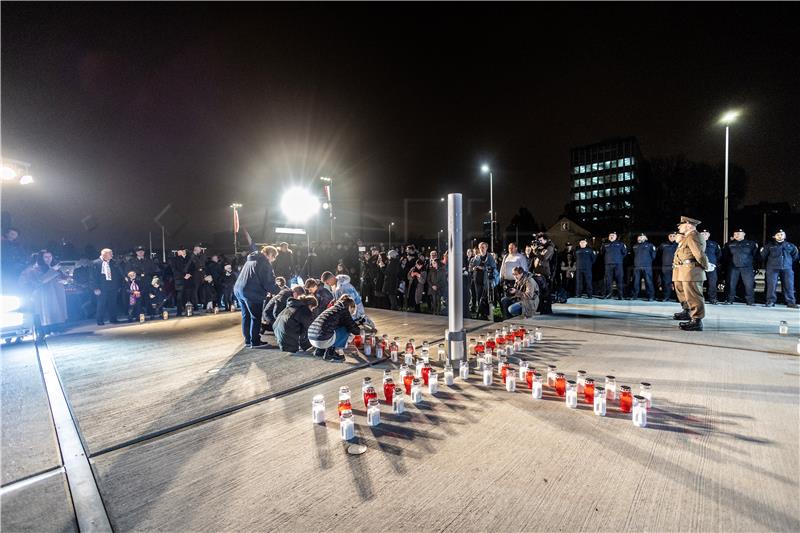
[723,125,730,243]
[762,212,767,247]
[437,231,441,252]
[388,225,392,249]
[329,180,335,242]
[446,193,465,363]
[161,226,166,263]
[149,232,153,257]
[489,171,494,254]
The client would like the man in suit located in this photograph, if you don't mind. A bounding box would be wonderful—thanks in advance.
[672,216,710,331]
[92,248,122,325]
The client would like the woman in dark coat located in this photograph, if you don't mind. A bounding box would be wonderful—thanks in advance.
[19,250,69,336]
[406,258,427,312]
[382,250,401,311]
[273,295,318,353]
[308,295,361,361]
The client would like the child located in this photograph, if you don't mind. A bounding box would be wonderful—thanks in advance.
[125,270,143,321]
[221,264,237,311]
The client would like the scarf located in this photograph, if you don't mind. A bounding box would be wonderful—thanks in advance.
[129,279,140,306]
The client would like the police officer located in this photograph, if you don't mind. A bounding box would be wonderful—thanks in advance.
[126,245,159,291]
[699,229,721,304]
[658,233,678,301]
[722,229,758,306]
[169,246,189,315]
[672,217,710,331]
[575,237,596,298]
[185,244,207,310]
[761,229,798,308]
[630,233,656,300]
[601,232,626,299]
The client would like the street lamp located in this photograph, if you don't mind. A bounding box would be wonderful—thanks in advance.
[388,221,395,248]
[481,164,494,254]
[719,109,740,243]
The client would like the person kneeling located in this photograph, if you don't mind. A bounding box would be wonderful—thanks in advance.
[307,295,361,361]
[501,266,540,319]
[273,294,318,353]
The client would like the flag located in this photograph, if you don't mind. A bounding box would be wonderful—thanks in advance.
[233,207,240,235]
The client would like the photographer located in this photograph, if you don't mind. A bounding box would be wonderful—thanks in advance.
[469,241,497,320]
[500,266,540,319]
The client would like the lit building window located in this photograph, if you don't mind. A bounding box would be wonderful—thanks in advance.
[605,188,612,197]
[630,156,635,165]
[611,160,617,168]
[624,157,631,166]
[624,201,631,208]
[618,158,625,167]
[604,161,611,169]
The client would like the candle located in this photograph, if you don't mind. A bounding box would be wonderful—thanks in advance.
[499,357,508,378]
[632,395,648,427]
[605,375,617,401]
[486,337,496,355]
[583,378,595,405]
[468,338,477,357]
[404,352,414,365]
[391,337,400,362]
[367,398,381,427]
[576,370,587,394]
[513,339,522,353]
[779,321,789,335]
[566,380,578,408]
[546,365,557,387]
[363,386,377,408]
[376,345,383,359]
[555,372,567,396]
[411,378,423,403]
[139,313,146,323]
[619,385,633,413]
[534,327,543,342]
[639,382,652,409]
[361,377,372,395]
[444,363,454,386]
[340,411,355,440]
[437,343,446,361]
[382,369,392,384]
[483,364,493,386]
[311,394,326,424]
[505,373,516,392]
[531,373,543,399]
[422,363,432,385]
[519,361,529,381]
[428,371,439,394]
[403,373,414,395]
[524,333,532,348]
[525,369,535,389]
[364,341,372,356]
[383,378,395,404]
[337,386,352,417]
[392,386,405,414]
[459,359,470,380]
[353,335,363,349]
[405,339,416,355]
[162,310,169,320]
[593,386,606,416]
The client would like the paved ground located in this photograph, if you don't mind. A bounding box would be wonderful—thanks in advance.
[1,300,798,532]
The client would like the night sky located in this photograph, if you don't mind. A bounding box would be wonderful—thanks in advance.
[2,2,798,250]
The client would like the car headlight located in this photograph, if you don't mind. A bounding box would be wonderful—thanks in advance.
[0,295,22,313]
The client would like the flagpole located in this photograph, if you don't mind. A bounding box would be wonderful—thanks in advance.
[230,203,242,255]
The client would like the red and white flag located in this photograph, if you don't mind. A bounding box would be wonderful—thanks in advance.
[233,207,240,234]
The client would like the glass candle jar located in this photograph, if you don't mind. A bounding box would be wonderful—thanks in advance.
[340,410,355,440]
[534,327,543,342]
[519,361,529,381]
[376,343,383,359]
[353,334,363,349]
[312,394,326,424]
[422,363,432,385]
[459,359,470,380]
[531,372,543,399]
[565,380,578,408]
[505,372,516,392]
[576,370,587,394]
[486,336,496,355]
[411,378,423,403]
[363,385,378,408]
[605,375,617,401]
[632,395,648,427]
[468,338,477,357]
[422,340,430,353]
[403,372,414,395]
[404,352,414,366]
[555,373,567,396]
[513,338,522,353]
[443,363,454,386]
[438,343,446,361]
[505,329,515,344]
[779,321,789,335]
[421,347,430,363]
[525,369,535,389]
[382,369,392,384]
[475,342,485,363]
[639,382,652,409]
[381,334,389,350]
[363,336,372,356]
[484,351,493,369]
[593,386,606,416]
[139,313,146,323]
[428,371,439,394]
[483,364,493,386]
[391,337,400,362]
[361,377,373,395]
[619,385,633,413]
[583,378,595,404]
[547,365,558,387]
[162,310,169,320]
[405,339,415,355]
[414,360,423,378]
[383,378,395,404]
[392,386,405,414]
[498,356,508,376]
[337,386,352,417]
[367,398,381,426]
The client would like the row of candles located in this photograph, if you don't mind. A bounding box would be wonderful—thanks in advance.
[311,325,652,440]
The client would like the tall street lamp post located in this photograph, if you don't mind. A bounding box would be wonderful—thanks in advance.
[481,164,494,254]
[388,222,395,248]
[719,110,740,243]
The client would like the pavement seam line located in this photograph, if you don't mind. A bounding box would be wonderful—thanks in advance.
[0,467,63,495]
[36,340,113,533]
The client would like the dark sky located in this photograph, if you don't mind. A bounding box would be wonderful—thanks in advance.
[2,2,798,250]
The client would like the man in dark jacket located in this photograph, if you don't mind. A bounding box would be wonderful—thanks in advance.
[761,229,798,308]
[700,229,722,304]
[722,229,759,305]
[233,246,280,348]
[220,263,237,311]
[314,271,336,316]
[185,245,207,310]
[91,248,122,325]
[126,246,159,291]
[382,250,402,310]
[273,295,318,352]
[206,254,224,308]
[658,233,678,301]
[630,233,656,300]
[263,285,305,331]
[575,238,596,298]
[168,247,189,315]
[601,232,627,299]
[272,242,296,280]
[308,295,362,361]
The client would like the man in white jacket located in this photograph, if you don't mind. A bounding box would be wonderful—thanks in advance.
[499,242,528,290]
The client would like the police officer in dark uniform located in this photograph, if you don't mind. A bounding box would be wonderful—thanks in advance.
[761,229,799,308]
[168,246,189,315]
[722,229,758,306]
[657,233,678,301]
[630,233,656,300]
[185,244,207,310]
[601,232,626,299]
[699,229,721,304]
[126,245,159,292]
[575,237,596,298]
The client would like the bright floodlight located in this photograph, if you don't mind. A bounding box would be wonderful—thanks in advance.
[281,187,320,222]
[1,166,17,180]
[19,175,34,185]
[720,110,740,125]
[481,164,490,174]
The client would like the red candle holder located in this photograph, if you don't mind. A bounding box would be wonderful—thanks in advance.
[583,378,595,404]
[353,335,363,348]
[486,338,496,353]
[422,363,432,385]
[363,386,377,408]
[525,369,535,389]
[555,373,567,396]
[501,364,510,383]
[619,385,633,413]
[383,378,394,404]
[403,373,414,395]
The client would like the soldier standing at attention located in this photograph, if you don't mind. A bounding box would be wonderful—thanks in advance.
[722,229,758,306]
[574,237,596,298]
[699,229,721,304]
[761,229,799,308]
[601,231,626,300]
[657,233,678,301]
[672,217,710,331]
[630,233,656,301]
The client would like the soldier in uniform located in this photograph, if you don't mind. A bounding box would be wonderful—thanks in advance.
[761,229,799,308]
[657,233,678,301]
[699,229,721,304]
[601,231,626,299]
[126,245,159,293]
[168,246,189,315]
[672,216,710,331]
[630,233,656,300]
[722,229,758,306]
[574,237,596,298]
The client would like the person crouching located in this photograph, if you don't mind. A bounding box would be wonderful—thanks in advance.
[307,295,361,361]
[273,294,318,353]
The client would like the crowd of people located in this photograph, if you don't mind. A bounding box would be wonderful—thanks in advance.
[1,220,797,343]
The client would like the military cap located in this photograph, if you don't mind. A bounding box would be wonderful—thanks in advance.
[134,245,146,252]
[774,229,786,235]
[733,228,746,233]
[679,216,701,225]
[638,232,647,237]
[578,236,588,242]
[608,231,617,236]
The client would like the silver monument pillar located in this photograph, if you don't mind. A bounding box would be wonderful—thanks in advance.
[446,193,466,362]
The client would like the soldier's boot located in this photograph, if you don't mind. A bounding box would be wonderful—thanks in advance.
[673,310,690,321]
[679,318,703,331]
